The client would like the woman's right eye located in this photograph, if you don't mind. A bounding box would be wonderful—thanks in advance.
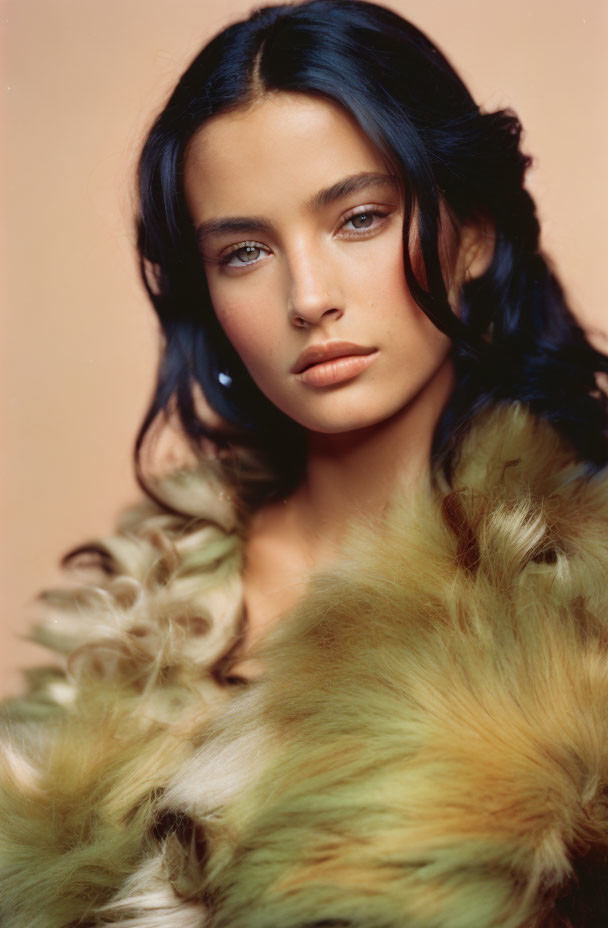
[219,242,270,269]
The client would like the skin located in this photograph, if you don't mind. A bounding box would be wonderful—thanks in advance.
[184,92,493,654]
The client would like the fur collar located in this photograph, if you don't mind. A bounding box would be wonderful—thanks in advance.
[1,402,607,927]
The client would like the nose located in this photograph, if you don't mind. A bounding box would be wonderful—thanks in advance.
[286,244,344,329]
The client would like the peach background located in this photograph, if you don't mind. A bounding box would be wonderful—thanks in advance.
[2,0,607,697]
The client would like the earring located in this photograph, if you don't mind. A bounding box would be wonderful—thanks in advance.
[218,370,232,388]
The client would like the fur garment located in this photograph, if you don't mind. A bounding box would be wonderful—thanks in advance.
[1,402,607,927]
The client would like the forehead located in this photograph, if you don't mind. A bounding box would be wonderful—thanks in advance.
[184,92,393,218]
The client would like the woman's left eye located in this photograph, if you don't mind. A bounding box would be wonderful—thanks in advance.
[340,208,389,235]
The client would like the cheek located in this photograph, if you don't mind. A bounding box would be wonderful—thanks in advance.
[351,232,415,327]
[207,281,269,368]
[362,234,450,360]
[208,288,293,399]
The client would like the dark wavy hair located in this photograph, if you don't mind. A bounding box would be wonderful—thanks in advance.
[135,0,607,506]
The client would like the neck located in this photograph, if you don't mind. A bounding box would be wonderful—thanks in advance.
[283,360,454,566]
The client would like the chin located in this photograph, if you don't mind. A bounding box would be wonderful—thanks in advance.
[286,400,415,436]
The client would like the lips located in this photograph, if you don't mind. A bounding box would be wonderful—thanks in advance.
[291,341,376,374]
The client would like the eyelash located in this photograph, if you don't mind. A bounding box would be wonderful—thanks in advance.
[217,207,391,270]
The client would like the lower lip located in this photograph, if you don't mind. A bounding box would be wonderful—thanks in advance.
[297,351,379,387]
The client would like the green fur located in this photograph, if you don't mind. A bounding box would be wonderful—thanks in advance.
[2,404,607,927]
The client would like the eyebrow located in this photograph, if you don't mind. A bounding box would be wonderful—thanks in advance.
[194,172,401,245]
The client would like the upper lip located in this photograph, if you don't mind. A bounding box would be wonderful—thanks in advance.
[291,341,376,374]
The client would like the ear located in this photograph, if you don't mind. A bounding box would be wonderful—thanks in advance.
[456,215,495,283]
[445,214,495,310]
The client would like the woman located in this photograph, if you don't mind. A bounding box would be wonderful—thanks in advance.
[1,1,607,925]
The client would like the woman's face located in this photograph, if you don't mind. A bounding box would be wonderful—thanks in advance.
[184,92,459,434]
